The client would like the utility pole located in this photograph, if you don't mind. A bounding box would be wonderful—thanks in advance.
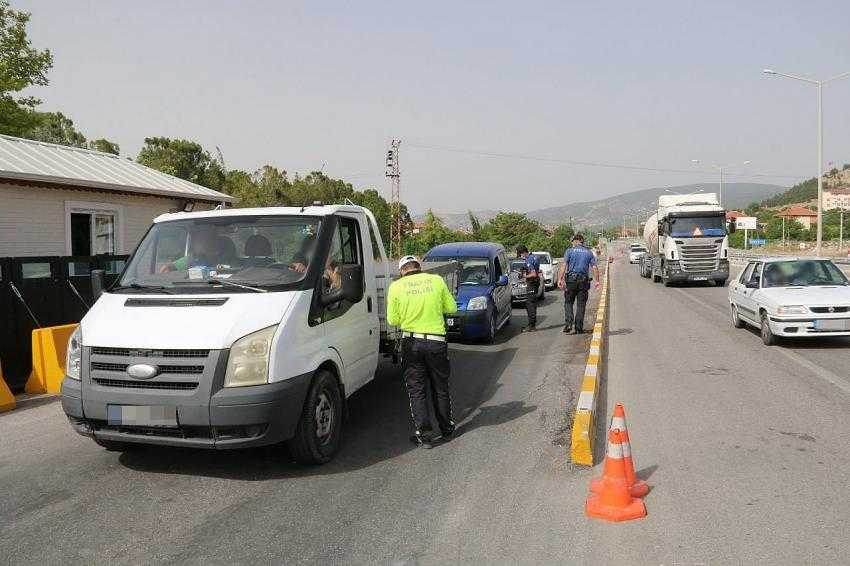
[385,140,401,258]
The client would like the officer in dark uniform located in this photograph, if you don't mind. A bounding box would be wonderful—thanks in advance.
[557,234,600,334]
[516,245,540,332]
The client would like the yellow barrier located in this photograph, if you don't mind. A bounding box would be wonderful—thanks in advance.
[570,262,610,466]
[0,360,15,412]
[24,324,78,395]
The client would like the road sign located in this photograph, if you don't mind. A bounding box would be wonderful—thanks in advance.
[749,238,766,246]
[736,216,757,230]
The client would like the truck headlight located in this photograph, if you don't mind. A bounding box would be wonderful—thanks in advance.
[776,305,808,315]
[66,326,82,380]
[467,296,488,311]
[224,325,277,387]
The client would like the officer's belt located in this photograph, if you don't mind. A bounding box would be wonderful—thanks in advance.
[402,332,446,342]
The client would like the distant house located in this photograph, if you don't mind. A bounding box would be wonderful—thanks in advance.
[725,210,745,221]
[411,222,426,235]
[776,206,818,230]
[823,187,850,211]
[0,134,234,258]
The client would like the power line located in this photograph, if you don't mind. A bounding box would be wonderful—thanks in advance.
[405,142,804,181]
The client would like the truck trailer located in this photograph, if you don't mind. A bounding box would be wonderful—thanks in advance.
[638,193,731,286]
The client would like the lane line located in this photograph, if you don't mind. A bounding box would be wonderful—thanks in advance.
[671,286,850,397]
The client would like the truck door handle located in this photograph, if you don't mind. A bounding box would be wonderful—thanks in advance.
[367,296,373,312]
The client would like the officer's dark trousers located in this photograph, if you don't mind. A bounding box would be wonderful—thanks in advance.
[564,287,589,331]
[525,279,539,327]
[402,337,453,435]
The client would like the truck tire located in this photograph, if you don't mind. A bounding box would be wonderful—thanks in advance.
[652,271,661,283]
[716,279,727,287]
[94,438,141,452]
[760,312,778,346]
[288,369,343,464]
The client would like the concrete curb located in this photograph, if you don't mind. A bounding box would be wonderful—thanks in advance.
[570,261,610,466]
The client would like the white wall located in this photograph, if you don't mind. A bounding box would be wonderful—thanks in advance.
[0,182,212,257]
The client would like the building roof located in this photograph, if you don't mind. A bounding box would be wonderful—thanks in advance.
[0,134,234,203]
[725,210,745,220]
[825,187,850,195]
[776,206,817,218]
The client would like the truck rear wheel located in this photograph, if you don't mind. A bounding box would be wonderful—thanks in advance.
[288,369,343,464]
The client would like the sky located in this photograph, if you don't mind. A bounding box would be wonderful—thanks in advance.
[14,0,850,213]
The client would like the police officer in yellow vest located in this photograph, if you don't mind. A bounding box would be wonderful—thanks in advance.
[387,255,458,449]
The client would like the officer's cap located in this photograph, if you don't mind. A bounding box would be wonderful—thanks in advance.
[398,255,421,270]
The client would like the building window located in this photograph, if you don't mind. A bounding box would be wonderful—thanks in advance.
[65,201,124,256]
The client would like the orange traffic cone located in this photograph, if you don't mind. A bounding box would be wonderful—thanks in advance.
[585,429,647,522]
[591,403,649,498]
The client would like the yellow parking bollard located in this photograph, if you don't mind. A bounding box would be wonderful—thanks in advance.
[1,360,15,412]
[24,324,79,395]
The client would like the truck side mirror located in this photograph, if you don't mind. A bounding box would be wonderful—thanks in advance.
[320,264,364,306]
[91,269,106,300]
[728,221,737,234]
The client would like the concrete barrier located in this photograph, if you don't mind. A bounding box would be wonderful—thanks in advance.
[570,263,610,466]
[0,360,15,412]
[24,324,78,395]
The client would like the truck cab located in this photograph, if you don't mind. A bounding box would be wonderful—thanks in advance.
[61,205,390,464]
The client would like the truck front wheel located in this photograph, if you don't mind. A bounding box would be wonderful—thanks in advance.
[288,369,343,464]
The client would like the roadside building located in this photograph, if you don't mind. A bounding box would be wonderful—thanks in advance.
[0,134,234,258]
[823,187,850,211]
[776,205,818,230]
[725,210,745,221]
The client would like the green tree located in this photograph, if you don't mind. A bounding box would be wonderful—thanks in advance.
[25,111,86,147]
[481,212,545,251]
[468,211,482,239]
[88,138,120,155]
[547,224,575,257]
[137,137,224,190]
[0,0,53,136]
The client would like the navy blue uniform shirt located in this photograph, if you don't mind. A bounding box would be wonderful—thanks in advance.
[524,254,541,278]
[564,245,597,276]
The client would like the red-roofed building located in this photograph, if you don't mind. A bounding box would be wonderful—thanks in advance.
[776,206,818,230]
[725,210,745,221]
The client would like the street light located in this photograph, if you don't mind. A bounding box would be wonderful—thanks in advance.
[690,160,751,208]
[763,67,850,257]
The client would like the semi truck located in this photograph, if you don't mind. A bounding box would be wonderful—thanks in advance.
[638,193,731,286]
[60,204,456,464]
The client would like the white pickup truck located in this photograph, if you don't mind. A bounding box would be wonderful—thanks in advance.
[61,204,454,464]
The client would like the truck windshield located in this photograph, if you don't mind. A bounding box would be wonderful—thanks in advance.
[762,260,849,288]
[425,256,491,285]
[669,216,726,238]
[116,215,322,292]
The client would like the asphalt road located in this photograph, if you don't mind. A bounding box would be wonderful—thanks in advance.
[592,246,850,564]
[0,289,599,565]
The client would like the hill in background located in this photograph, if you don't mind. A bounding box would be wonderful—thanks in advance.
[760,165,850,208]
[417,183,787,229]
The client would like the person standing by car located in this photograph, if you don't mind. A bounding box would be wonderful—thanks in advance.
[516,245,541,332]
[557,234,600,334]
[387,255,458,449]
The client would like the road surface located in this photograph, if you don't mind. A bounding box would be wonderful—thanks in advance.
[0,290,597,565]
[591,248,850,564]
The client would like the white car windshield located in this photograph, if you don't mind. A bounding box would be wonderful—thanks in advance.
[116,215,321,292]
[762,260,849,288]
[532,253,551,264]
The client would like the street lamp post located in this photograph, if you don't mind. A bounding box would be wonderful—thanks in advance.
[690,160,751,207]
[763,67,850,257]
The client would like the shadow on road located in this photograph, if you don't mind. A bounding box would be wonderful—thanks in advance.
[118,345,524,481]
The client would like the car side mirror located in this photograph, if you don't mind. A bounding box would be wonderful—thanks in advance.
[497,275,509,287]
[91,269,106,299]
[745,280,759,289]
[320,264,364,306]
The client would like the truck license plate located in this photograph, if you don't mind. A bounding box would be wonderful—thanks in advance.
[107,405,178,427]
[814,319,850,331]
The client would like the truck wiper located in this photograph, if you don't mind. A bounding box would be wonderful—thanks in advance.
[111,282,176,294]
[207,278,268,293]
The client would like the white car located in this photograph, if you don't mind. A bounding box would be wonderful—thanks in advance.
[628,246,647,264]
[532,251,556,290]
[728,257,850,345]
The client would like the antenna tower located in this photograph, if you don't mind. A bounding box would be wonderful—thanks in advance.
[386,140,402,258]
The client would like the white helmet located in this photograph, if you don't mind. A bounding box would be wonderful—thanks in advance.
[398,255,420,270]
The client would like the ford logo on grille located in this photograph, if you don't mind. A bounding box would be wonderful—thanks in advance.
[127,364,159,380]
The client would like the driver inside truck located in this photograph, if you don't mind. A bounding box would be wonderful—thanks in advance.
[289,235,317,273]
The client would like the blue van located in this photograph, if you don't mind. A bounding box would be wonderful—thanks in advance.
[423,242,512,342]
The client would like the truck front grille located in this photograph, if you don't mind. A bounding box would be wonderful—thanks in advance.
[90,362,204,375]
[92,378,198,391]
[679,242,720,272]
[90,347,209,358]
